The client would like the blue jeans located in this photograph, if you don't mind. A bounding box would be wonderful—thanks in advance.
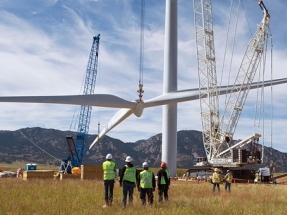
[225,182,231,192]
[122,182,135,207]
[104,180,114,205]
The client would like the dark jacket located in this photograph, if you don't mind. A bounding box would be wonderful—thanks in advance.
[157,168,170,187]
[137,169,156,189]
[119,163,137,184]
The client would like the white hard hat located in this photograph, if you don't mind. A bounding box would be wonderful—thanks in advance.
[142,162,148,168]
[214,168,218,172]
[125,156,133,163]
[106,154,113,159]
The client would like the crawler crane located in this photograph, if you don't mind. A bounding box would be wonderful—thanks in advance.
[61,34,100,173]
[193,0,270,167]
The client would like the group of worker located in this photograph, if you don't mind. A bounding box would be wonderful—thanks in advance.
[211,168,233,192]
[102,153,171,208]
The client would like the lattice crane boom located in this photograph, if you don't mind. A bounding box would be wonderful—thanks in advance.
[216,1,270,160]
[62,34,100,170]
[193,0,220,162]
[74,34,100,167]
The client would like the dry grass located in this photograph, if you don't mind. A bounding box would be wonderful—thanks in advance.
[1,177,287,215]
[0,162,58,171]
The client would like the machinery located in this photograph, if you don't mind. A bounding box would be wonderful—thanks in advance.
[61,34,100,173]
[193,0,270,167]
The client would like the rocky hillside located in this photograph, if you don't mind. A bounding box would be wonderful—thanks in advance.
[0,127,286,171]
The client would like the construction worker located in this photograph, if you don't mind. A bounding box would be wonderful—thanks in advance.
[102,153,116,208]
[119,156,137,208]
[224,170,233,192]
[185,171,190,181]
[212,168,222,192]
[196,174,201,182]
[157,162,170,202]
[254,171,259,183]
[137,162,156,205]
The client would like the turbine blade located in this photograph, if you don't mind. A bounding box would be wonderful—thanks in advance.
[144,88,199,108]
[89,108,133,149]
[144,78,287,107]
[0,94,136,109]
[218,78,287,96]
[88,78,287,149]
[1,78,285,109]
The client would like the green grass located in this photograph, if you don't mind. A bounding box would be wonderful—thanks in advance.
[0,177,286,215]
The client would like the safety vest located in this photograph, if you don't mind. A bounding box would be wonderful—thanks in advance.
[160,169,170,185]
[255,173,259,179]
[226,173,233,183]
[102,160,115,180]
[212,172,222,183]
[140,170,153,188]
[123,165,136,183]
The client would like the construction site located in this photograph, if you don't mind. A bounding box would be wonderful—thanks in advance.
[0,0,287,196]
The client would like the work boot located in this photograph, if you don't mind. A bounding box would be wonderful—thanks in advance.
[102,201,110,209]
[102,204,109,209]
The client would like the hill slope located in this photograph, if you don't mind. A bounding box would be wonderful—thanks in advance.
[0,127,286,171]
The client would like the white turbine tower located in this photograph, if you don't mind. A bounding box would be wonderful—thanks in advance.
[162,0,178,177]
[1,0,287,176]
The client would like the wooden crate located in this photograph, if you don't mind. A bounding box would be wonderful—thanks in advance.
[23,170,55,180]
[81,165,103,180]
[60,173,81,180]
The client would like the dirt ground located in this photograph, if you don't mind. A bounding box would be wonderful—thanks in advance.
[273,173,287,184]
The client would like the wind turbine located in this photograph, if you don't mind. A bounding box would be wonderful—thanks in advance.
[1,0,287,176]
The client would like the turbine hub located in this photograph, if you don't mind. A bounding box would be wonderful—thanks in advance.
[133,100,144,117]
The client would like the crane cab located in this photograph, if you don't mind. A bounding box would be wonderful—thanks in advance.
[195,157,208,166]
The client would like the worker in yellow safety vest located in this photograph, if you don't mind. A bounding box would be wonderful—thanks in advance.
[212,168,222,192]
[119,156,137,208]
[224,170,233,192]
[157,162,170,202]
[254,171,259,183]
[102,153,116,208]
[137,162,156,205]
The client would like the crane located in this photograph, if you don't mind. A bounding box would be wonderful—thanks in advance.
[61,34,100,173]
[193,0,220,165]
[193,0,270,167]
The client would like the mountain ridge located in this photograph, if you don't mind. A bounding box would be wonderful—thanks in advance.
[0,127,286,171]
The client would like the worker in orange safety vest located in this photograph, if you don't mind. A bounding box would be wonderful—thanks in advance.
[157,162,170,202]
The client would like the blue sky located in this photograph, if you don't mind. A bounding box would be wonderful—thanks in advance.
[0,0,287,153]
